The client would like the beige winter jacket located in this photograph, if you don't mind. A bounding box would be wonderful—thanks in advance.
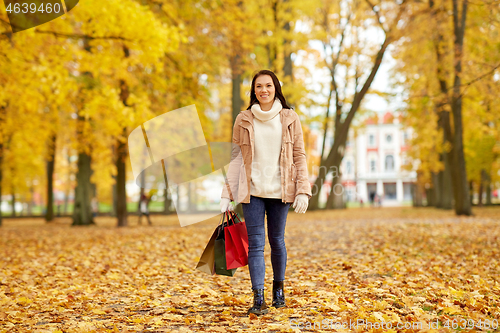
[221,107,312,204]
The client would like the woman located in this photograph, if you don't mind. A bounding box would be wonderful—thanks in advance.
[220,69,312,315]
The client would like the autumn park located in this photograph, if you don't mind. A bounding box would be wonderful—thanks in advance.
[1,0,499,332]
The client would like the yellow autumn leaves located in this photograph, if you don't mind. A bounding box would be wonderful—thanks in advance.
[1,207,499,332]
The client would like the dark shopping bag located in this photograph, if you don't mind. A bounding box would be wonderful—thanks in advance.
[195,227,218,275]
[224,211,249,269]
[214,213,237,276]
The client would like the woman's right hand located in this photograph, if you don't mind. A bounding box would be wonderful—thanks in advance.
[220,198,234,213]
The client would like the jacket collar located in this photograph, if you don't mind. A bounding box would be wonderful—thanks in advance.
[239,108,295,129]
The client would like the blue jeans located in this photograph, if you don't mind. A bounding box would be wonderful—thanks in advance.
[242,195,291,290]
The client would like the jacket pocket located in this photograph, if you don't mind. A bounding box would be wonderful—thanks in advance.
[291,163,297,182]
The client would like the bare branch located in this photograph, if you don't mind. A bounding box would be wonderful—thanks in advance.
[0,17,130,41]
[364,0,386,33]
[34,30,131,41]
[408,62,500,100]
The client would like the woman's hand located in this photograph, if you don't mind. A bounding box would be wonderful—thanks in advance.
[292,194,309,214]
[220,198,235,213]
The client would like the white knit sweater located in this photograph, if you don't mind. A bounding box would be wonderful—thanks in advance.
[249,99,283,199]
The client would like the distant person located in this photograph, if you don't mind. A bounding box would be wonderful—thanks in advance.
[138,194,152,225]
[377,193,383,207]
[359,198,364,208]
[370,192,376,206]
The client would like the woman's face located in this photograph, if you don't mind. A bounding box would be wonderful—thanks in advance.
[254,75,275,106]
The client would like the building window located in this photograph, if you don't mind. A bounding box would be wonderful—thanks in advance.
[370,160,376,172]
[346,161,352,174]
[386,134,392,143]
[384,183,397,200]
[385,155,394,171]
[368,134,375,146]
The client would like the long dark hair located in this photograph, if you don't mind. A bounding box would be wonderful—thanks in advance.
[246,70,291,110]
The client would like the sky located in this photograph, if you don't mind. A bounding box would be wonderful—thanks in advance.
[293,19,406,120]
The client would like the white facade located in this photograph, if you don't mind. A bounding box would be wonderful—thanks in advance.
[340,112,417,206]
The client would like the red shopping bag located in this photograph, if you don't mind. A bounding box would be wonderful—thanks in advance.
[224,211,249,269]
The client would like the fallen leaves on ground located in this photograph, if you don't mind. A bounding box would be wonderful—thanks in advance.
[0,207,499,332]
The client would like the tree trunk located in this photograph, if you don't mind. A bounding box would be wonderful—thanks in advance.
[320,84,333,166]
[11,191,16,217]
[309,36,393,211]
[112,182,117,217]
[187,182,197,213]
[481,169,490,206]
[176,185,180,212]
[0,105,5,226]
[115,131,128,227]
[430,0,456,211]
[432,172,442,207]
[63,154,71,215]
[161,160,172,214]
[441,150,454,209]
[116,46,131,227]
[0,140,2,227]
[231,55,243,124]
[282,0,293,81]
[27,186,34,215]
[230,54,244,219]
[271,0,279,70]
[163,187,172,214]
[426,188,436,207]
[485,181,492,205]
[469,181,474,206]
[329,176,344,209]
[478,171,484,207]
[451,0,471,215]
[45,134,56,222]
[193,182,198,212]
[72,152,95,225]
[412,183,424,207]
[187,181,193,213]
[138,170,146,214]
[326,159,344,209]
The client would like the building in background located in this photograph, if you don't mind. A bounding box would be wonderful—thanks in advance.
[340,111,417,206]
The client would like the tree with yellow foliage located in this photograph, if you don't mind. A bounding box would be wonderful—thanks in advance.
[391,0,499,214]
[0,0,180,226]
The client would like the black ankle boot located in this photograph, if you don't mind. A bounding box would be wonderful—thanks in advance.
[272,280,285,308]
[247,288,268,315]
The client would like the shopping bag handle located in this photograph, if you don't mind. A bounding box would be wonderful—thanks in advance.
[218,211,225,225]
[228,210,242,224]
[225,210,236,226]
[219,211,234,229]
